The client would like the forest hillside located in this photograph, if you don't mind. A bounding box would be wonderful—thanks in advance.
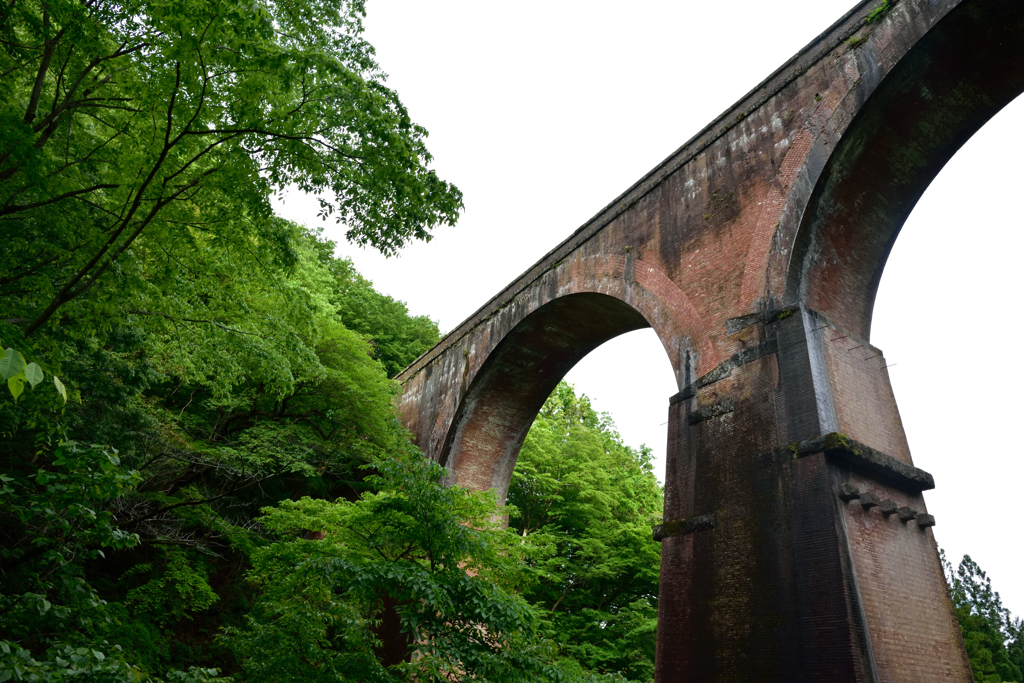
[1,0,1020,681]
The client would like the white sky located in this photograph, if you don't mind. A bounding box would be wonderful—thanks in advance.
[275,0,1024,617]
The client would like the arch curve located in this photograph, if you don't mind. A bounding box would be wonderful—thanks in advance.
[398,251,708,485]
[783,0,1024,338]
[441,291,673,500]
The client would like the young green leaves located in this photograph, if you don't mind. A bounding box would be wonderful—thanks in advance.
[0,346,67,403]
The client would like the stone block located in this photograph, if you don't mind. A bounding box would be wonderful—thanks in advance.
[838,482,861,502]
[859,492,880,509]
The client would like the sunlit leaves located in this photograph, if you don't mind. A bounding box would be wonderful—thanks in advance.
[22,363,42,388]
[6,375,23,401]
[0,346,65,403]
[52,375,67,403]
[510,382,662,682]
[0,349,24,380]
[1,0,463,337]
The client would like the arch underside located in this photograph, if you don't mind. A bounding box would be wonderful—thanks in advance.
[441,292,651,500]
[787,0,1024,338]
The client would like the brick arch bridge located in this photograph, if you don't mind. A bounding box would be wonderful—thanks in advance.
[396,0,1024,679]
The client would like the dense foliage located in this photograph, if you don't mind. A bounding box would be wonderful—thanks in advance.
[1,0,462,343]
[319,249,440,378]
[2,217,645,680]
[944,552,1024,683]
[509,383,663,683]
[0,218,445,680]
[0,3,660,680]
[224,449,580,683]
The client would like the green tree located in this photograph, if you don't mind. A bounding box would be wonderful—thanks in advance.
[223,445,607,683]
[1,0,462,341]
[509,382,663,682]
[311,240,440,377]
[943,551,1024,683]
[1,1,466,679]
[0,4,672,679]
[0,225,440,679]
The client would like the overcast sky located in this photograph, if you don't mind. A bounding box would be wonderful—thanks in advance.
[275,0,1024,616]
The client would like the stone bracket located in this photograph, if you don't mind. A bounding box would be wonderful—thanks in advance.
[836,483,938,529]
[653,513,716,542]
[757,432,935,493]
[688,399,735,425]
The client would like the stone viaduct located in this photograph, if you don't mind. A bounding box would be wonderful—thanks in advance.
[396,0,1024,679]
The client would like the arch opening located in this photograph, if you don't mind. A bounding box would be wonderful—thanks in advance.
[785,0,1024,339]
[563,328,679,484]
[871,91,1024,618]
[441,292,677,501]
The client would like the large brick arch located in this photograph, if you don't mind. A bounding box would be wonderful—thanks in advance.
[397,0,1024,679]
[441,291,655,499]
[781,0,1024,337]
[399,252,708,479]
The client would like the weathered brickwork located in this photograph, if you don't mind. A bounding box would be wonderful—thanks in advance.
[819,320,911,464]
[396,0,1024,679]
[839,471,967,682]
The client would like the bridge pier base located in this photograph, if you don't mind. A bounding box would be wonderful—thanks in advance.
[653,308,971,682]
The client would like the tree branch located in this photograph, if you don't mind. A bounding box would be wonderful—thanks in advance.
[0,183,118,216]
[127,309,259,337]
[23,13,64,126]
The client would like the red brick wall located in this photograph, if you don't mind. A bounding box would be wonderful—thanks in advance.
[840,471,972,682]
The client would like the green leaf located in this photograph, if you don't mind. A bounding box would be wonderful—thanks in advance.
[0,348,25,380]
[23,362,43,388]
[8,374,24,400]
[53,375,67,404]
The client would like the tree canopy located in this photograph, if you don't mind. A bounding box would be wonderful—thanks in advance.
[944,552,1024,683]
[0,2,665,676]
[0,222,440,680]
[224,448,585,683]
[509,382,663,683]
[1,0,462,341]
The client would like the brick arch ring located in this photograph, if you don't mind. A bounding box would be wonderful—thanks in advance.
[433,255,708,500]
